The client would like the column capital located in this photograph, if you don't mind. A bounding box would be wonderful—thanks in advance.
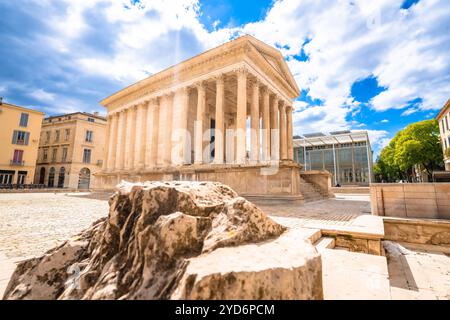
[272,94,280,104]
[177,86,190,95]
[162,91,175,99]
[195,80,206,90]
[286,104,294,112]
[149,97,159,105]
[214,73,225,85]
[250,77,261,88]
[278,101,286,111]
[234,65,249,76]
[260,86,270,95]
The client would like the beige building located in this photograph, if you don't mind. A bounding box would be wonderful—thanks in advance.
[97,35,331,200]
[436,99,450,171]
[0,101,44,185]
[35,112,107,189]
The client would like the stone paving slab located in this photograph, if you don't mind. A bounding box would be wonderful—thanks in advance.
[321,249,391,300]
[0,252,16,298]
[384,241,450,300]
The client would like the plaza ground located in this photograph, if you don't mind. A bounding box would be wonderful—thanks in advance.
[0,192,448,299]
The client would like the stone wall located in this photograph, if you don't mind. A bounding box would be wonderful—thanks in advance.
[95,162,314,201]
[384,217,450,246]
[370,183,450,219]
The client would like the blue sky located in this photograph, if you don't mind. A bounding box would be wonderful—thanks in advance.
[1,0,449,157]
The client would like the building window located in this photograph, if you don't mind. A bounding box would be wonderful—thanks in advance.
[443,120,446,134]
[12,130,30,145]
[12,150,24,165]
[65,129,70,141]
[19,113,29,127]
[48,167,55,187]
[0,170,15,184]
[17,171,27,185]
[83,149,91,164]
[43,149,48,161]
[55,130,60,142]
[85,130,93,142]
[446,115,449,131]
[62,147,68,162]
[88,117,95,123]
[45,131,50,143]
[52,148,58,162]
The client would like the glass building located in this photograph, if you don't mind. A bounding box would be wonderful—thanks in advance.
[293,131,374,186]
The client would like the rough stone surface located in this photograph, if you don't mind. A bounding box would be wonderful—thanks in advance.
[3,181,322,300]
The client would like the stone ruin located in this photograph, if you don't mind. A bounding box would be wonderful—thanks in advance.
[3,181,323,300]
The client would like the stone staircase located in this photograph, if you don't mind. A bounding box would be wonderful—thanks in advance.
[299,176,328,202]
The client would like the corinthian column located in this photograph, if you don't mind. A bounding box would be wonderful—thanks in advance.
[134,103,146,169]
[107,113,118,171]
[164,93,174,166]
[214,74,225,164]
[194,82,206,164]
[286,105,294,160]
[172,88,190,165]
[124,106,136,170]
[236,67,247,164]
[102,115,111,171]
[279,101,287,160]
[270,95,280,161]
[115,110,126,170]
[157,96,167,166]
[250,78,260,164]
[145,99,159,168]
[261,87,270,162]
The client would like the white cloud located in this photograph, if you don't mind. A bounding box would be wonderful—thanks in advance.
[29,89,55,102]
[380,119,389,123]
[401,107,419,116]
[366,129,390,157]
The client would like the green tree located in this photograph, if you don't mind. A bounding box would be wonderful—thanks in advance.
[376,119,444,182]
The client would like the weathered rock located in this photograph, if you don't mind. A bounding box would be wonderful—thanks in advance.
[171,229,323,299]
[3,181,322,300]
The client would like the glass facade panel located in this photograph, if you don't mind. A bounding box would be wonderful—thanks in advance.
[293,136,373,186]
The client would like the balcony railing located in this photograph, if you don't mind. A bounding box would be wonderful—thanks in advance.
[10,160,25,166]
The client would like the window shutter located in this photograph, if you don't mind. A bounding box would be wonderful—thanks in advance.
[25,132,30,145]
[12,130,18,144]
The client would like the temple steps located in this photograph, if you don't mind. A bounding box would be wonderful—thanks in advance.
[299,177,328,202]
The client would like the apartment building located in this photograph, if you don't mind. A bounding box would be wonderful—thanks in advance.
[0,101,44,185]
[34,112,107,189]
[436,99,450,171]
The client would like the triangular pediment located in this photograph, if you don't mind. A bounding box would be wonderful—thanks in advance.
[262,53,284,74]
[243,35,300,96]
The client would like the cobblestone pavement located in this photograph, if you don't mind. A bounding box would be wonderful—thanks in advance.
[0,192,110,260]
[258,194,371,229]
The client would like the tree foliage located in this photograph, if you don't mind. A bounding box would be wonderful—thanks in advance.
[375,119,444,182]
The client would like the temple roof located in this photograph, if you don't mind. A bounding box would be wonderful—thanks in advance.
[100,35,300,108]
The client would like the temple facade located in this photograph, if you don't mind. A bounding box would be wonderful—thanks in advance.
[96,35,332,200]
